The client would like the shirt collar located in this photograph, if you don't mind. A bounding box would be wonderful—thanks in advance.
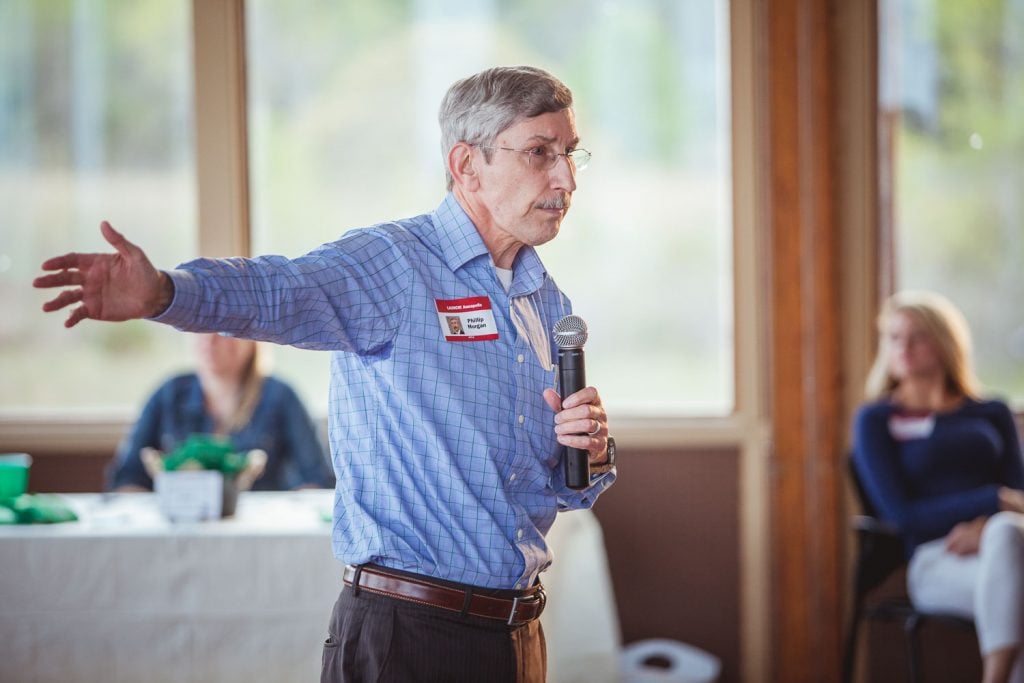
[431,193,548,295]
[431,193,491,272]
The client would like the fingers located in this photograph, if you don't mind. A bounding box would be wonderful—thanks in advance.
[553,402,605,432]
[34,269,85,289]
[545,385,608,454]
[100,221,135,257]
[554,415,603,436]
[42,289,84,313]
[554,409,606,452]
[66,305,90,328]
[559,385,600,410]
[542,388,562,412]
[38,253,85,273]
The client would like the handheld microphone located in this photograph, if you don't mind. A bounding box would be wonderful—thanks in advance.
[553,315,590,490]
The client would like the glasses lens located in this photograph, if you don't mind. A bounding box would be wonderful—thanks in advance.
[569,149,591,171]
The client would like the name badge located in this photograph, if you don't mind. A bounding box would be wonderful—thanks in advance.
[888,412,936,441]
[435,296,499,342]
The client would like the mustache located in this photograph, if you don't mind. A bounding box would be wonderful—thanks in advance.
[534,196,571,210]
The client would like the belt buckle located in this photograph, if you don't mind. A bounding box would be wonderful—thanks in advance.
[506,586,546,626]
[506,596,522,626]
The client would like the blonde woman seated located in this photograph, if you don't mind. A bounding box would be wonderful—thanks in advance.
[853,291,1024,683]
[109,333,333,492]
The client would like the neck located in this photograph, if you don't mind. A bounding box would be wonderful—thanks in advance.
[198,370,242,428]
[452,188,522,269]
[894,375,949,411]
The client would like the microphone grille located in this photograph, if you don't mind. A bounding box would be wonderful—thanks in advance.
[553,315,588,349]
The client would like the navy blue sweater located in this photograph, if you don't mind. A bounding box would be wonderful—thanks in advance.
[853,398,1024,556]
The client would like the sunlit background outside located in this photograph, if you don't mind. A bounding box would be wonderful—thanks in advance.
[244,0,735,416]
[883,0,1024,405]
[12,1,1022,417]
[1,1,196,414]
[2,0,732,418]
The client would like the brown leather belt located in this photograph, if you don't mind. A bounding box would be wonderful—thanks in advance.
[343,564,546,626]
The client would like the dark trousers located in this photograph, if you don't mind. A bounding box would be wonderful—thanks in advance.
[321,584,547,682]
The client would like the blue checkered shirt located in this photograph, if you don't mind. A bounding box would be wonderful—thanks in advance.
[155,193,616,589]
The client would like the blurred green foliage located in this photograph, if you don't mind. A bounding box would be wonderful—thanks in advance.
[892,0,1024,402]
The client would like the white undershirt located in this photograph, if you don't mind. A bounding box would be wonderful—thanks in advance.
[495,266,513,292]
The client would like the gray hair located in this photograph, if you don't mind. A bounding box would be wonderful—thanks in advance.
[439,66,574,190]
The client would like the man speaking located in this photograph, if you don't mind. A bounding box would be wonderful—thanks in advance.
[35,65,616,682]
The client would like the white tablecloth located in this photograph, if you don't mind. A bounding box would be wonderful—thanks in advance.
[0,492,619,683]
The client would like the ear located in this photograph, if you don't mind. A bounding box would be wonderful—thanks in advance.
[448,142,480,191]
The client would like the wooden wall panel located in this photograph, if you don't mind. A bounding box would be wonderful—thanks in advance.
[594,447,741,683]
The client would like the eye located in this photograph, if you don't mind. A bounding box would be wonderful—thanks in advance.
[527,146,548,157]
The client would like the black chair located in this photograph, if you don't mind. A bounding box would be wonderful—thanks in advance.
[842,458,976,683]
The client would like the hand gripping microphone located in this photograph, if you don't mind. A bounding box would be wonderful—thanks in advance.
[553,315,590,490]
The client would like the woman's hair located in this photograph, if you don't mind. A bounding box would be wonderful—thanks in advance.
[864,290,980,400]
[222,342,269,433]
[438,65,573,191]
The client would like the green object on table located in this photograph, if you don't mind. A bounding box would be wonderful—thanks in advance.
[163,435,248,475]
[0,453,32,499]
[0,494,78,525]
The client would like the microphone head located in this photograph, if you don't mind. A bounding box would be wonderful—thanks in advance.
[553,315,588,349]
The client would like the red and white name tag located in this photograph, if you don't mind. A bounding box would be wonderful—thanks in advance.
[888,412,936,441]
[435,296,499,342]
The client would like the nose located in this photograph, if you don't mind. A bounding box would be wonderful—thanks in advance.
[549,154,577,193]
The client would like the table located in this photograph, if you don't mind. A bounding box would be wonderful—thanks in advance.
[1,491,339,683]
[0,492,619,683]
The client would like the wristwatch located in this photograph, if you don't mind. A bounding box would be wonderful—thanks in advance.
[591,436,616,476]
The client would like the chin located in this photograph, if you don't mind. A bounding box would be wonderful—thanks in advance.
[536,226,561,246]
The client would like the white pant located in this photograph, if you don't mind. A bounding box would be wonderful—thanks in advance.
[908,512,1024,679]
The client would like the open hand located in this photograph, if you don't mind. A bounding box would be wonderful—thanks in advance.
[33,221,171,327]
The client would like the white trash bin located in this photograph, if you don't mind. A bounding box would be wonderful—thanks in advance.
[619,639,721,683]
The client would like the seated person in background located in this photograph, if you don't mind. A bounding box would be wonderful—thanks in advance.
[853,290,1024,683]
[108,333,333,492]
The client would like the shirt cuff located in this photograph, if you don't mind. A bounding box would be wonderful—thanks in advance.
[148,269,201,329]
[555,466,617,511]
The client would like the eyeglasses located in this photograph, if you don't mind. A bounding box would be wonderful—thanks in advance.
[475,145,591,171]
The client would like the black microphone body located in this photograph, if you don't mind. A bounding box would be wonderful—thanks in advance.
[553,315,591,490]
[558,346,589,489]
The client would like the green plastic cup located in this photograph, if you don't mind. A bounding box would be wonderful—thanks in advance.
[0,453,32,500]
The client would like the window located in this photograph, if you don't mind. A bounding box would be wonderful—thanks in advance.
[245,0,734,415]
[0,1,196,412]
[881,0,1024,403]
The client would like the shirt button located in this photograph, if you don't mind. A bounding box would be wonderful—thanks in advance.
[518,415,525,424]
[509,472,517,483]
[517,354,525,363]
[517,528,524,540]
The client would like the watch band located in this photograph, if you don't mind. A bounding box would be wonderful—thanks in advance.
[591,436,616,476]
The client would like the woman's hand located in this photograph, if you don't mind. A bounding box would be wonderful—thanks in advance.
[998,487,1024,513]
[945,516,987,556]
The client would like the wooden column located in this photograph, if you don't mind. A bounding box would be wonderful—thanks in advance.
[192,0,250,257]
[763,0,845,680]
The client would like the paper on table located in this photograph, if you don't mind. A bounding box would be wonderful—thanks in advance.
[155,470,223,522]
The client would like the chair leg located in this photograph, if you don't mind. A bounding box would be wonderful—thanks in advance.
[842,607,864,683]
[904,613,923,683]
